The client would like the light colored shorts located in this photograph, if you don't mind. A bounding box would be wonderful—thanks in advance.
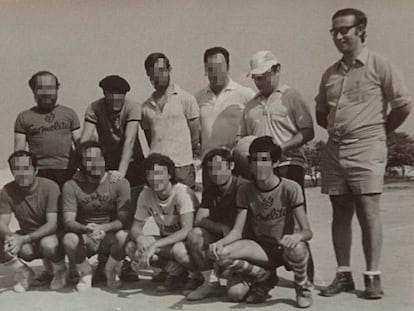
[320,136,387,195]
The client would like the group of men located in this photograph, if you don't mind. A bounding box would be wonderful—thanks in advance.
[0,7,412,308]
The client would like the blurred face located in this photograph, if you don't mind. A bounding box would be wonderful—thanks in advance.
[207,155,233,186]
[148,58,170,92]
[249,152,273,182]
[11,156,37,188]
[331,15,364,55]
[33,74,59,110]
[146,164,171,193]
[205,53,229,88]
[104,91,126,113]
[252,67,279,97]
[82,147,106,179]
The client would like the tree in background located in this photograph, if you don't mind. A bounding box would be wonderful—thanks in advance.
[386,132,414,176]
[304,140,325,186]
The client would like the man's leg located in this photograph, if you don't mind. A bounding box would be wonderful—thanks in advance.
[38,235,67,290]
[283,242,312,308]
[104,230,128,289]
[62,233,93,292]
[354,193,384,299]
[185,227,224,300]
[320,194,356,297]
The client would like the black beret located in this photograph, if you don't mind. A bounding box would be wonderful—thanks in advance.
[99,75,130,93]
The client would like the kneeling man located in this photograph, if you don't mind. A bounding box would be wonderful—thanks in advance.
[62,142,130,291]
[0,150,66,292]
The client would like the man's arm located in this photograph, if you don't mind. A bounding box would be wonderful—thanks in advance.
[281,128,314,153]
[80,121,98,143]
[144,129,152,147]
[20,212,58,243]
[117,121,139,177]
[187,117,200,158]
[71,128,82,147]
[386,104,412,133]
[153,212,194,249]
[0,213,12,238]
[14,133,27,151]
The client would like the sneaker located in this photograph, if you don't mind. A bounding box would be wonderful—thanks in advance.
[320,272,355,297]
[245,281,273,304]
[156,262,187,292]
[50,269,67,290]
[68,269,80,285]
[364,274,384,299]
[76,262,93,292]
[187,281,224,301]
[295,281,313,308]
[182,273,204,296]
[32,271,53,287]
[120,259,140,282]
[13,265,35,293]
[151,270,167,283]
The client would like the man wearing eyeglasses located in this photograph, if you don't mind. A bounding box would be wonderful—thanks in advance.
[315,8,412,299]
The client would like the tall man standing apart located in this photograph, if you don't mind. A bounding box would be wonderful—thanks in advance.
[196,47,255,157]
[238,51,315,281]
[142,53,200,189]
[14,71,81,188]
[316,8,412,299]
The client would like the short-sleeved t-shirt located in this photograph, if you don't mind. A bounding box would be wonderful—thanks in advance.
[84,98,144,170]
[315,47,412,141]
[196,80,255,157]
[134,183,199,237]
[240,86,314,168]
[142,85,199,167]
[62,172,131,225]
[201,175,247,228]
[237,178,304,243]
[0,177,59,235]
[14,105,80,170]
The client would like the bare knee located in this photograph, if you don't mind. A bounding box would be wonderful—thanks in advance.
[172,242,189,262]
[186,227,204,249]
[284,242,308,262]
[40,236,59,252]
[114,230,128,246]
[125,241,137,260]
[18,244,35,261]
[62,233,80,250]
[227,276,250,302]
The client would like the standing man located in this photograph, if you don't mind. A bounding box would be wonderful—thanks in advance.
[196,46,255,157]
[62,142,130,291]
[239,50,315,281]
[14,71,81,188]
[0,151,66,292]
[315,8,412,299]
[81,75,146,282]
[142,53,200,189]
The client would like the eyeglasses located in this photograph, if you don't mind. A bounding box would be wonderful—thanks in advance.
[329,24,360,37]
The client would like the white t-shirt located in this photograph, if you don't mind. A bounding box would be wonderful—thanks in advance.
[134,183,199,236]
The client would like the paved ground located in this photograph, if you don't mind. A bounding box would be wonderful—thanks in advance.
[1,181,413,311]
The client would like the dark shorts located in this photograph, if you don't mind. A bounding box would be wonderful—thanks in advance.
[256,240,287,269]
[175,164,196,189]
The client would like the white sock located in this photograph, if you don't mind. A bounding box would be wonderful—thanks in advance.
[337,266,352,273]
[364,270,381,276]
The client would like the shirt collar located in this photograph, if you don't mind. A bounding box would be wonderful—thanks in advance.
[149,83,179,106]
[337,46,369,69]
[207,78,236,94]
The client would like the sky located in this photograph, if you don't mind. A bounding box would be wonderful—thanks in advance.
[1,0,413,167]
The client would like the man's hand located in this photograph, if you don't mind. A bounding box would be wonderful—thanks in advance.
[138,244,157,268]
[4,234,25,256]
[86,223,105,241]
[135,236,155,256]
[109,170,124,183]
[208,241,224,261]
[280,233,302,249]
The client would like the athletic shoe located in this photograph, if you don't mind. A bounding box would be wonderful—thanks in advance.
[186,281,224,300]
[245,280,273,304]
[364,274,384,299]
[92,261,106,286]
[76,261,93,292]
[120,258,139,282]
[182,273,204,296]
[156,262,187,292]
[295,281,313,308]
[68,269,80,284]
[151,270,167,283]
[13,265,35,293]
[320,272,355,297]
[32,271,53,287]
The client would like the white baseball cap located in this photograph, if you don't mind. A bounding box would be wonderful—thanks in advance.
[248,50,279,76]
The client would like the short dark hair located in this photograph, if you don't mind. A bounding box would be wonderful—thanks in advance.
[75,141,104,171]
[144,53,171,75]
[332,8,367,42]
[202,147,233,175]
[203,47,230,66]
[8,150,38,171]
[144,153,177,185]
[248,136,282,163]
[29,71,60,90]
